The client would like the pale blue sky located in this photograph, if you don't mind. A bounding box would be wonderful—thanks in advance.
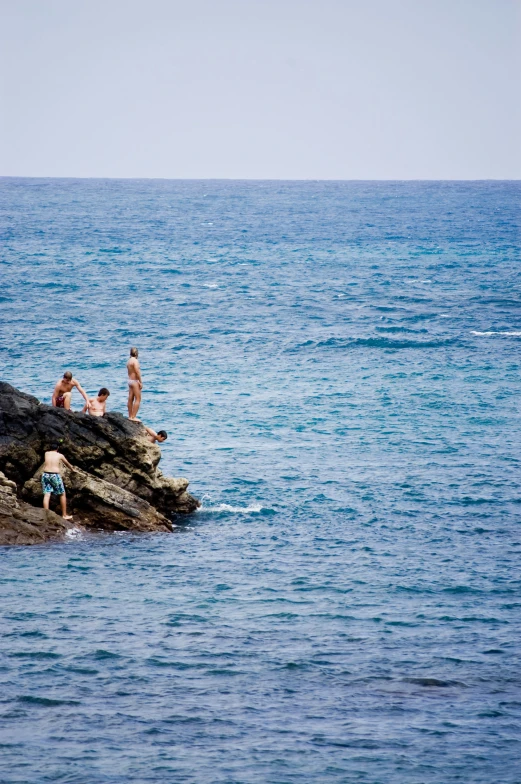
[1,0,519,178]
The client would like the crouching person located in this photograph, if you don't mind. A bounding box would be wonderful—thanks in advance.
[144,426,168,444]
[41,443,77,520]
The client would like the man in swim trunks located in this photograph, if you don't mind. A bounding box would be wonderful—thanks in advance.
[52,371,90,411]
[143,426,168,444]
[127,347,143,421]
[41,443,77,519]
[82,388,110,417]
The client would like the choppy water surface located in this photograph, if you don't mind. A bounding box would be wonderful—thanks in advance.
[0,179,520,783]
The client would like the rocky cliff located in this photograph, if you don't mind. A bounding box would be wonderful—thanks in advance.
[0,382,200,545]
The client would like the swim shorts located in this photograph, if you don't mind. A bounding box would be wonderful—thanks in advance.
[55,396,65,408]
[41,472,65,496]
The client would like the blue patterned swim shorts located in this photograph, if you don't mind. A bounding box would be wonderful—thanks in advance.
[41,472,65,496]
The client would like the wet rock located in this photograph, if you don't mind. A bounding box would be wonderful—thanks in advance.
[0,470,74,546]
[173,491,202,514]
[24,467,173,533]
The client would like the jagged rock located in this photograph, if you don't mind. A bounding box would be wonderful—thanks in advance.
[173,491,203,514]
[24,466,173,533]
[0,470,75,546]
[0,382,200,544]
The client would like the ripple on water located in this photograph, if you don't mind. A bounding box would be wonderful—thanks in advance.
[0,179,520,783]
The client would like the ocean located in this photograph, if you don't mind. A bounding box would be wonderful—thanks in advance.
[0,178,520,783]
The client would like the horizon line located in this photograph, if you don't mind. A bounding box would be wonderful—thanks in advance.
[1,176,520,183]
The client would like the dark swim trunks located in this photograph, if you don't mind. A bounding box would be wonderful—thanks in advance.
[55,395,65,408]
[41,472,65,496]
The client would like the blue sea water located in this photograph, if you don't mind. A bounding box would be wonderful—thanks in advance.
[0,178,520,783]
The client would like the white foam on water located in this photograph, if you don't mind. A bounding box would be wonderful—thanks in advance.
[197,503,264,514]
[65,527,84,540]
[203,283,219,289]
[471,330,521,336]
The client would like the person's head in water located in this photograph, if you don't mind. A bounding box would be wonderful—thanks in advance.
[157,430,168,442]
[130,347,138,358]
[98,388,110,400]
[63,371,72,381]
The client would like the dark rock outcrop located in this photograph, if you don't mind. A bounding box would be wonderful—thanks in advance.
[0,382,200,545]
[0,470,75,545]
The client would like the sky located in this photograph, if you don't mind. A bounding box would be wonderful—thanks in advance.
[0,0,519,179]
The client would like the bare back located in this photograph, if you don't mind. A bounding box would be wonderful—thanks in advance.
[43,451,65,473]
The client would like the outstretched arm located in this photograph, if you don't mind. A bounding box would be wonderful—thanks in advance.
[60,455,77,472]
[82,399,90,413]
[74,380,90,406]
[144,425,157,440]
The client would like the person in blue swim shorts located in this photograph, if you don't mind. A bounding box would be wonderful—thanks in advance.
[41,443,77,519]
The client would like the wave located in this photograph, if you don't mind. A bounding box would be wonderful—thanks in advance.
[404,677,464,688]
[375,326,429,334]
[290,336,456,352]
[65,527,84,540]
[17,695,81,707]
[471,331,521,336]
[472,297,521,308]
[197,503,264,514]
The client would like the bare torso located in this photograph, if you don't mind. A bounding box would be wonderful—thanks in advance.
[87,396,106,416]
[42,451,65,473]
[127,358,141,382]
[54,379,75,396]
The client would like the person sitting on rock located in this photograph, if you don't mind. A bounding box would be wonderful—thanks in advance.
[82,388,110,417]
[143,426,168,444]
[52,371,90,411]
[41,443,77,520]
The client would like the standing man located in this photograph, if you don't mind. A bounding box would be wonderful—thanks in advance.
[52,371,90,411]
[82,388,110,417]
[127,347,142,421]
[41,443,77,519]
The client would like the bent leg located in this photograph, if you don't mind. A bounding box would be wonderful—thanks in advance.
[63,392,72,410]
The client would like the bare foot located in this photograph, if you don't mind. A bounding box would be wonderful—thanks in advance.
[63,515,73,520]
[129,417,141,422]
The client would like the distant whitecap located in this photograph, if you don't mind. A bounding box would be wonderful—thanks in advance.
[471,331,521,336]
